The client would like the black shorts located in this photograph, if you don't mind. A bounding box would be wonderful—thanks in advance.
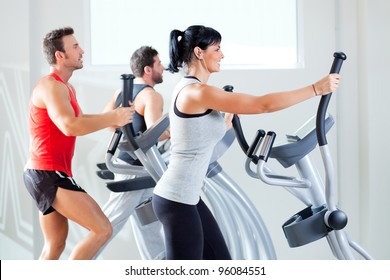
[23,169,86,215]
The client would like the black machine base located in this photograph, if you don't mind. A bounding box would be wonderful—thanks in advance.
[282,205,331,248]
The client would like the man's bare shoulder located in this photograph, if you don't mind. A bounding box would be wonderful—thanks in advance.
[34,75,63,91]
[140,86,163,100]
[32,76,68,107]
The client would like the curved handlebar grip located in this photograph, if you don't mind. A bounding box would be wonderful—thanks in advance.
[259,131,276,162]
[232,115,250,154]
[222,85,252,155]
[120,74,139,151]
[316,52,347,146]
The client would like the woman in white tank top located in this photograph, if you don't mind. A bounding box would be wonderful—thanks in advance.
[152,25,341,260]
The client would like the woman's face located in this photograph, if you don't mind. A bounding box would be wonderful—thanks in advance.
[203,43,224,72]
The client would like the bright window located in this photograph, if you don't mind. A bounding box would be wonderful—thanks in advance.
[90,0,299,69]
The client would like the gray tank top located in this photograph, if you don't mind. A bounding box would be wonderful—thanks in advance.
[153,77,226,205]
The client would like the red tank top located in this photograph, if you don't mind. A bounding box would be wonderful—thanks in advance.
[27,73,80,176]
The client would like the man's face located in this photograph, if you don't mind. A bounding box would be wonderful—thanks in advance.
[151,55,164,84]
[61,35,84,70]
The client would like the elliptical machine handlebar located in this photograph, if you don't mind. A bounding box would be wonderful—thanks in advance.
[223,85,252,158]
[223,85,267,164]
[316,52,347,146]
[104,74,150,178]
[225,85,310,188]
[316,52,348,231]
[121,74,139,151]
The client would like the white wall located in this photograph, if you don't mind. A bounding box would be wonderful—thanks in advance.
[0,0,389,260]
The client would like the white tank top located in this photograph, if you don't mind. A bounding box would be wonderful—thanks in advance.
[153,77,226,205]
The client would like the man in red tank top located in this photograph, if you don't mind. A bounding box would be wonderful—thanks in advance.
[23,26,135,260]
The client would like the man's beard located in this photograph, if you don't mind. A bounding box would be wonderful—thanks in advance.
[153,75,163,84]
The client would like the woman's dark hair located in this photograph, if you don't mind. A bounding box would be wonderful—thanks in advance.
[43,27,74,65]
[167,25,222,73]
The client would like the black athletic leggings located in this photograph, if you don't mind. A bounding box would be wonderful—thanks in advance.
[152,194,231,260]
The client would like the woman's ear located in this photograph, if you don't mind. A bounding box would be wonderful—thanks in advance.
[194,47,203,59]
